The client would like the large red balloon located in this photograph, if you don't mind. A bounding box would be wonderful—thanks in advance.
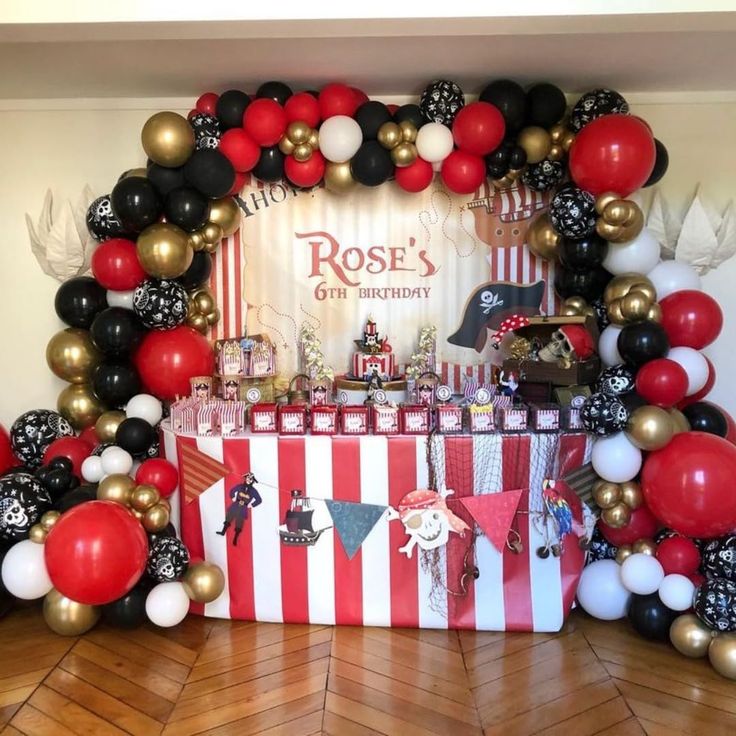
[91,238,147,291]
[635,358,689,407]
[452,102,505,156]
[218,129,260,172]
[441,151,486,194]
[195,92,218,116]
[0,425,20,474]
[660,290,723,350]
[43,436,93,478]
[135,458,179,498]
[642,432,736,537]
[78,425,100,449]
[655,536,701,576]
[599,505,659,547]
[395,157,434,193]
[284,151,326,188]
[677,357,715,408]
[45,501,148,605]
[284,92,320,128]
[319,83,360,119]
[243,98,287,147]
[569,114,656,197]
[134,326,214,401]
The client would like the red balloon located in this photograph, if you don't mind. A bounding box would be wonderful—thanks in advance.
[284,92,320,128]
[678,357,715,408]
[196,92,219,116]
[723,404,736,445]
[660,290,723,350]
[635,358,689,407]
[656,536,701,576]
[0,425,20,474]
[689,572,706,587]
[452,102,505,156]
[642,432,736,537]
[351,87,369,107]
[91,238,147,291]
[228,171,248,196]
[43,436,93,478]
[45,501,148,605]
[218,129,260,172]
[319,83,360,119]
[134,326,214,401]
[243,98,287,147]
[441,151,486,194]
[136,458,179,498]
[569,114,656,197]
[78,425,100,449]
[395,157,434,193]
[599,505,659,547]
[284,151,326,188]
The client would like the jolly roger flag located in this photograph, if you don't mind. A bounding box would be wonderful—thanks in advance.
[448,280,545,352]
[324,499,388,560]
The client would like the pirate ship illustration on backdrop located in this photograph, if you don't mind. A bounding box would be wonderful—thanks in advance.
[279,490,333,546]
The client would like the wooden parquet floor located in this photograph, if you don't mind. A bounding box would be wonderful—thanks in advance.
[0,606,733,736]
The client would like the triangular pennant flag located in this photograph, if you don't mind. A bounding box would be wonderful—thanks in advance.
[324,499,387,560]
[179,442,232,504]
[459,490,523,553]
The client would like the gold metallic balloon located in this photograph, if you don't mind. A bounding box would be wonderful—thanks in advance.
[287,121,311,145]
[620,292,651,322]
[391,142,418,168]
[278,136,296,155]
[377,122,402,150]
[182,562,226,604]
[187,314,208,333]
[671,614,715,658]
[627,405,674,451]
[593,481,623,510]
[517,126,552,164]
[615,544,633,564]
[527,213,560,261]
[203,240,220,254]
[604,274,655,305]
[632,538,657,556]
[189,232,206,251]
[709,633,736,680]
[620,481,643,510]
[547,144,564,162]
[46,329,101,384]
[97,474,135,505]
[43,588,100,636]
[202,222,223,246]
[143,503,170,533]
[606,299,626,325]
[560,296,590,317]
[40,511,61,531]
[561,132,576,152]
[324,161,357,195]
[601,502,631,529]
[549,124,566,143]
[141,111,195,168]
[95,410,126,443]
[647,303,662,323]
[137,223,193,279]
[192,289,215,315]
[603,200,633,226]
[57,383,105,430]
[29,524,47,544]
[669,408,691,434]
[208,197,241,237]
[205,308,220,326]
[131,484,160,512]
[293,144,313,162]
[399,120,418,143]
[130,508,145,521]
[308,130,320,150]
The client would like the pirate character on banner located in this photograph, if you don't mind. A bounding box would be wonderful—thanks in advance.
[217,471,262,546]
[0,473,52,542]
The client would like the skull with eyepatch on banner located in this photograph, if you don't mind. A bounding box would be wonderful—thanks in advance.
[538,325,595,367]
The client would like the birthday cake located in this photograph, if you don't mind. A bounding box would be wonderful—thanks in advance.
[351,317,396,381]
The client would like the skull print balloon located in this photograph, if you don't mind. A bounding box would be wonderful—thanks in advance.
[133,279,188,330]
[0,473,51,542]
[581,392,629,436]
[549,185,597,239]
[146,536,190,582]
[694,578,736,632]
[596,364,636,397]
[701,536,736,582]
[10,410,74,469]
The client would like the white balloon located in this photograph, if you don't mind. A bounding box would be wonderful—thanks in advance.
[591,432,642,483]
[318,115,363,163]
[602,229,660,276]
[100,446,133,476]
[599,325,623,367]
[1,540,53,600]
[577,560,631,620]
[106,289,135,310]
[416,123,454,163]
[145,582,191,627]
[658,573,696,611]
[620,553,665,595]
[647,260,701,299]
[81,455,105,483]
[667,346,709,395]
[125,393,163,426]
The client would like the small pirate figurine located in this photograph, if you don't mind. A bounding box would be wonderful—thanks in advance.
[416,381,435,406]
[193,381,210,400]
[223,378,240,401]
[365,369,383,403]
[498,370,519,399]
[361,317,383,354]
[311,384,327,406]
[217,471,262,546]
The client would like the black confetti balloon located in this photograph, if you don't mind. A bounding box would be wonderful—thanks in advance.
[702,537,736,582]
[147,537,190,583]
[419,80,465,126]
[549,185,597,239]
[521,159,564,191]
[190,112,221,151]
[570,88,629,133]
[694,578,736,632]
[580,392,629,436]
[591,298,610,331]
[0,473,51,541]
[133,279,188,330]
[10,411,73,469]
[86,195,130,241]
[256,80,293,105]
[587,526,618,563]
[146,437,161,459]
[596,364,636,397]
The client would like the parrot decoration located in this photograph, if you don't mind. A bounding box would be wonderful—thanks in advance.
[539,479,587,558]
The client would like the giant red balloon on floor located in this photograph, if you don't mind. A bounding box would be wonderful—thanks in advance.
[599,505,659,547]
[452,102,505,156]
[441,151,486,194]
[45,501,148,605]
[660,290,723,350]
[0,425,19,474]
[569,115,656,197]
[641,432,736,537]
[134,326,214,401]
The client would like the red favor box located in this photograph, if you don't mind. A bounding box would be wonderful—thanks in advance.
[498,405,529,432]
[278,405,307,435]
[251,403,277,433]
[372,404,400,435]
[400,405,430,435]
[341,405,369,435]
[530,404,561,433]
[469,404,495,433]
[311,405,338,435]
[436,404,464,434]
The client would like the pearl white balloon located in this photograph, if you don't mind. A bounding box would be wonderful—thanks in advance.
[658,573,696,611]
[602,229,660,276]
[416,122,455,163]
[647,260,701,299]
[591,432,642,483]
[145,582,190,627]
[599,325,624,367]
[620,553,665,595]
[577,560,631,620]
[81,455,105,483]
[100,446,133,476]
[318,115,363,163]
[667,346,709,395]
[125,393,163,426]
[106,290,135,310]
[1,540,53,600]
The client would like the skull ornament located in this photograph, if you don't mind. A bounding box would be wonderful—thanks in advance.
[0,498,28,530]
[538,325,595,364]
[146,536,190,582]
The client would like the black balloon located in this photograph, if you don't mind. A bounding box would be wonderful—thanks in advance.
[525,83,567,128]
[164,187,209,232]
[628,592,678,641]
[507,145,527,170]
[54,484,97,513]
[215,89,251,130]
[147,522,177,548]
[190,113,221,151]
[419,80,465,126]
[570,88,629,132]
[522,159,564,192]
[178,252,212,291]
[10,411,73,469]
[86,195,130,241]
[644,139,669,187]
[701,536,736,582]
[350,141,394,187]
[256,81,293,105]
[48,456,73,473]
[549,185,598,239]
[39,467,75,499]
[110,177,162,234]
[92,361,141,407]
[580,392,629,436]
[617,322,669,369]
[252,146,285,183]
[102,586,148,629]
[54,276,107,329]
[559,235,609,270]
[355,101,393,139]
[554,266,611,302]
[479,79,526,132]
[147,537,190,582]
[90,307,144,356]
[694,578,736,631]
[0,473,51,541]
[592,298,610,332]
[133,279,188,330]
[682,402,728,437]
[115,418,156,458]
[184,149,236,199]
[596,364,636,396]
[146,162,186,197]
[393,104,424,129]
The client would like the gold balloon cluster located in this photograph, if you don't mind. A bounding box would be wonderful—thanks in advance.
[58,383,106,430]
[593,479,643,529]
[615,537,657,564]
[669,615,736,680]
[377,121,418,167]
[138,222,193,278]
[595,193,644,243]
[183,562,226,604]
[46,329,101,384]
[29,510,61,544]
[189,197,242,254]
[141,111,195,168]
[603,273,660,325]
[97,474,171,532]
[278,121,320,162]
[43,588,100,636]
[187,287,220,334]
[548,123,575,161]
[626,405,675,451]
[527,213,560,261]
[560,296,595,319]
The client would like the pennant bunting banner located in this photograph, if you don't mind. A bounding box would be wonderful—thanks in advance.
[324,499,388,560]
[459,490,524,552]
[178,442,232,505]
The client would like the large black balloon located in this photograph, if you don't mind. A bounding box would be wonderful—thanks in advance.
[252,146,285,183]
[549,185,597,239]
[92,361,141,407]
[146,162,186,197]
[0,473,51,541]
[102,586,148,629]
[702,537,736,582]
[479,79,526,132]
[54,276,107,329]
[147,537,189,582]
[355,101,392,140]
[628,592,678,641]
[525,83,567,128]
[86,195,130,241]
[10,411,73,469]
[580,392,629,436]
[178,252,212,291]
[570,88,629,132]
[115,418,156,458]
[110,177,162,234]
[164,187,209,232]
[419,80,465,126]
[184,149,236,199]
[190,113,221,151]
[644,139,669,187]
[90,307,144,356]
[554,266,611,302]
[682,401,728,437]
[617,322,669,369]
[54,484,97,513]
[350,141,394,187]
[559,235,609,270]
[215,89,251,130]
[694,578,736,631]
[393,104,424,129]
[37,465,76,499]
[256,81,293,105]
[133,279,188,330]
